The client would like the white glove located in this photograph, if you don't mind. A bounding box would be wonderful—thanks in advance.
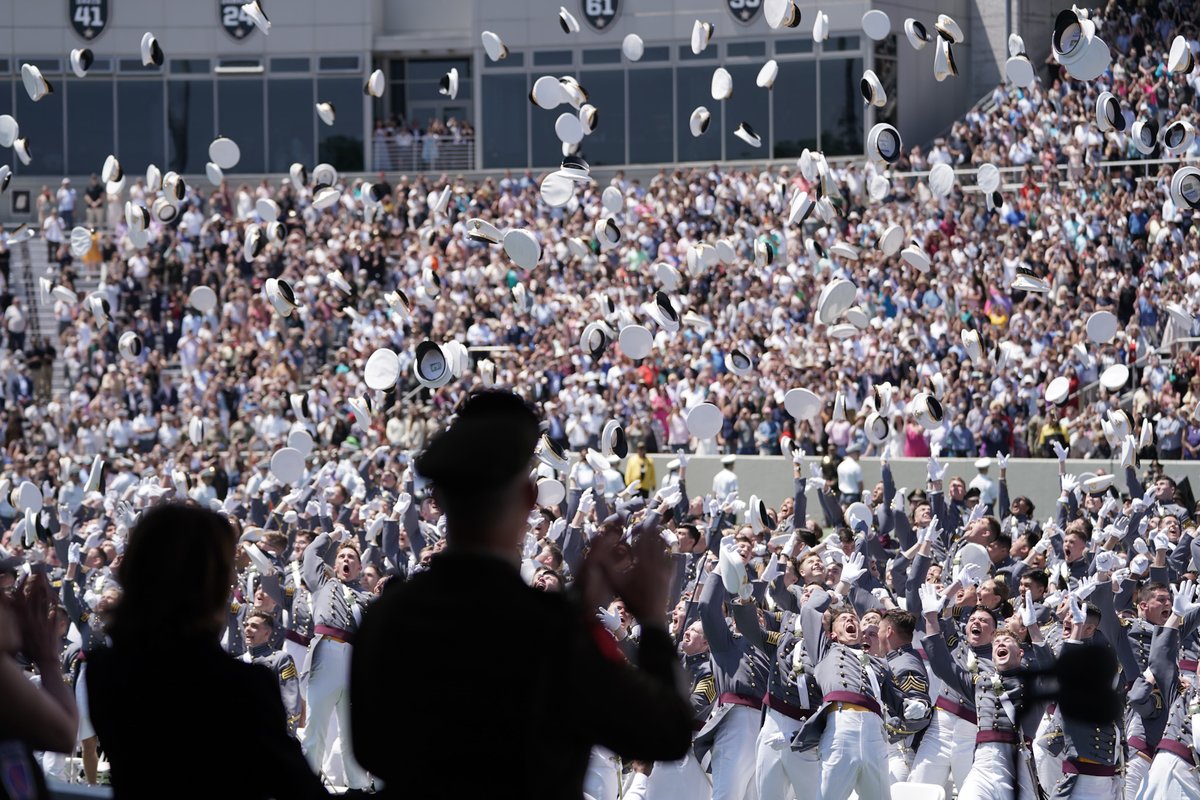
[394,492,412,517]
[41,481,54,502]
[1072,575,1098,601]
[1172,579,1200,617]
[968,502,986,524]
[727,500,747,517]
[1133,537,1149,555]
[1021,589,1037,627]
[891,490,906,514]
[1060,474,1079,495]
[1067,593,1087,625]
[997,453,1009,470]
[879,448,890,468]
[365,516,385,545]
[1093,550,1120,574]
[956,562,984,589]
[1130,553,1150,575]
[808,463,825,482]
[1154,532,1171,552]
[548,518,568,541]
[329,528,345,543]
[919,584,946,616]
[841,553,867,585]
[1051,441,1069,463]
[658,485,682,509]
[1142,487,1159,507]
[903,698,929,720]
[577,488,596,518]
[67,542,82,565]
[522,532,539,560]
[922,519,941,545]
[597,606,622,632]
[1099,497,1119,522]
[678,453,689,469]
[1120,436,1136,470]
[1110,568,1131,590]
[305,500,320,518]
[927,456,947,483]
[718,544,752,600]
[57,503,74,532]
[621,480,641,498]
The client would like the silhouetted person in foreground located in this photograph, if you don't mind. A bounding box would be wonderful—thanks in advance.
[87,504,330,800]
[352,390,694,798]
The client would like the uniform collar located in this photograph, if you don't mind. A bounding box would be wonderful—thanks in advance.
[248,642,272,659]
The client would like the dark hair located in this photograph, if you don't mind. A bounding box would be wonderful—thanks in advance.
[246,610,275,630]
[882,609,916,641]
[1139,582,1169,603]
[1024,569,1050,590]
[677,524,701,547]
[108,503,236,646]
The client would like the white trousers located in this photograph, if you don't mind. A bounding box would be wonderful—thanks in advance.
[910,708,976,793]
[646,750,712,800]
[711,705,759,800]
[302,639,368,789]
[76,662,95,741]
[817,710,889,800]
[1032,713,1062,795]
[957,742,1036,800]
[889,740,915,784]
[1124,751,1152,799]
[1053,772,1120,799]
[1135,753,1200,800]
[584,747,620,800]
[755,708,817,799]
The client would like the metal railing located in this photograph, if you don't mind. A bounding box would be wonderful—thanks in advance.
[369,136,476,174]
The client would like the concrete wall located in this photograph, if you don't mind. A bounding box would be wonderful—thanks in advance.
[638,455,1200,519]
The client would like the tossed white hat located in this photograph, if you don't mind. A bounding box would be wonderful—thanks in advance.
[784,388,821,421]
[537,435,570,472]
[691,19,714,55]
[904,18,930,50]
[595,216,621,249]
[13,137,31,166]
[188,416,206,446]
[555,112,584,145]
[1006,55,1036,87]
[439,67,459,100]
[141,32,164,66]
[558,6,580,33]
[21,64,53,103]
[860,69,886,107]
[1096,91,1125,133]
[686,403,723,439]
[413,340,452,389]
[602,420,629,459]
[622,33,644,62]
[757,60,779,90]
[934,37,958,81]
[1086,310,1118,343]
[878,225,904,257]
[961,329,983,362]
[642,291,681,333]
[864,412,889,444]
[911,392,944,430]
[1010,267,1049,293]
[817,279,856,325]
[844,502,872,533]
[1166,303,1195,331]
[580,321,614,359]
[935,14,964,42]
[288,429,314,458]
[118,331,143,362]
[1163,119,1196,156]
[866,123,902,164]
[364,348,401,391]
[263,278,298,316]
[977,163,1002,195]
[1051,7,1110,82]
[928,163,956,197]
[209,137,240,170]
[1132,118,1159,155]
[689,106,711,137]
[503,228,541,270]
[101,154,122,184]
[711,68,733,101]
[0,115,18,149]
[188,286,218,314]
[365,69,385,98]
[813,11,829,43]
[270,447,306,486]
[725,347,754,377]
[765,0,801,30]
[13,481,42,514]
[70,48,94,79]
[1045,376,1071,405]
[241,1,270,34]
[481,30,509,61]
[862,9,891,40]
[1169,35,1195,74]
[1100,363,1129,391]
[618,324,654,359]
[733,121,762,148]
[537,477,566,508]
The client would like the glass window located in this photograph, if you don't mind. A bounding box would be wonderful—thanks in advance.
[578,70,624,166]
[728,42,765,58]
[86,59,113,73]
[317,77,363,171]
[484,51,524,68]
[15,84,64,175]
[772,60,816,158]
[679,45,716,61]
[389,61,405,81]
[217,59,262,70]
[24,59,62,73]
[819,57,863,155]
[267,79,314,173]
[629,67,673,163]
[775,39,813,54]
[480,74,527,168]
[407,59,469,82]
[217,79,265,172]
[827,36,861,52]
[725,64,769,160]
[530,103,563,169]
[319,56,361,72]
[640,46,670,62]
[66,80,114,175]
[117,81,164,169]
[582,49,622,65]
[171,59,211,75]
[0,60,9,73]
[167,79,215,173]
[271,58,310,73]
[676,66,720,163]
[534,51,573,66]
[119,59,160,73]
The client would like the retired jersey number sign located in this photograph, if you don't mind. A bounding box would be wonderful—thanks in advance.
[727,0,762,25]
[580,0,620,31]
[220,0,258,40]
[69,0,108,40]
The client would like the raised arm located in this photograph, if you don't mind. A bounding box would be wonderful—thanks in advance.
[697,571,735,653]
[302,531,336,592]
[730,596,772,652]
[920,621,974,698]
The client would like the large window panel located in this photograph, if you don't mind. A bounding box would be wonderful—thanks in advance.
[167,80,214,174]
[819,57,863,156]
[628,67,673,164]
[217,79,265,173]
[481,73,527,168]
[577,70,624,166]
[725,64,769,160]
[773,60,817,158]
[530,102,563,169]
[16,85,65,175]
[117,82,165,170]
[67,80,115,175]
[676,66,720,163]
[268,79,314,173]
[316,78,364,171]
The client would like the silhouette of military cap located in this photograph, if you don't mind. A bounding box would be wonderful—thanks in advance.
[416,390,540,494]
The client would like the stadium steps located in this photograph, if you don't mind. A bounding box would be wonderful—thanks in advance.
[19,239,102,398]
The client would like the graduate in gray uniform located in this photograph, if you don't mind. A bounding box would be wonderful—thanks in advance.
[242,610,302,737]
[644,619,717,800]
[878,609,932,783]
[300,528,372,790]
[921,585,1052,800]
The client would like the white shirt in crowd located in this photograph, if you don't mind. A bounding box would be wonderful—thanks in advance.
[712,467,738,497]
